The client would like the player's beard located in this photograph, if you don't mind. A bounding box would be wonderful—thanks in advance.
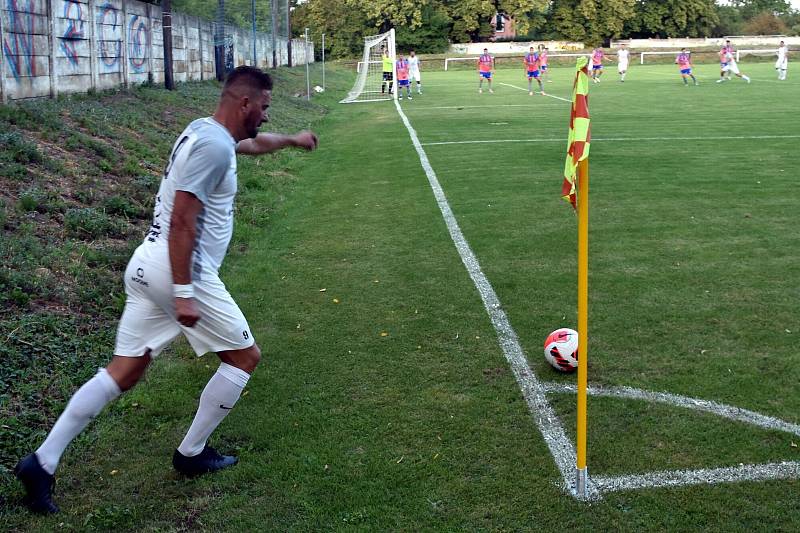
[248,119,262,139]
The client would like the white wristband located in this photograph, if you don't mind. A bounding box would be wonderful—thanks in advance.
[173,284,195,299]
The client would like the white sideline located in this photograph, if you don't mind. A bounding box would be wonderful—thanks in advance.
[498,82,573,102]
[543,383,800,437]
[594,461,800,493]
[421,134,800,147]
[427,104,562,110]
[392,99,595,499]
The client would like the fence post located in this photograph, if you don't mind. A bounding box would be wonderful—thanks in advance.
[121,0,129,87]
[47,0,58,98]
[88,0,98,91]
[198,17,204,80]
[145,2,154,82]
[0,0,6,103]
[162,0,174,89]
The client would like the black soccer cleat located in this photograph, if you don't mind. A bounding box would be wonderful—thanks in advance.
[14,453,59,514]
[172,446,238,476]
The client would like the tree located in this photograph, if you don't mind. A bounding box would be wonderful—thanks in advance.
[395,4,452,53]
[627,0,719,38]
[548,0,636,44]
[728,0,793,20]
[743,11,790,34]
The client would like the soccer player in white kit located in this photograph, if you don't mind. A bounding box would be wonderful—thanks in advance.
[14,66,319,514]
[717,49,751,83]
[776,40,788,80]
[408,50,422,94]
[617,43,629,82]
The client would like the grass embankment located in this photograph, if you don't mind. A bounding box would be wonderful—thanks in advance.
[0,64,340,524]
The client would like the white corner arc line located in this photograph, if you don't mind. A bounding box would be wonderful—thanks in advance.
[498,82,572,102]
[593,461,800,494]
[393,99,596,500]
[542,383,800,437]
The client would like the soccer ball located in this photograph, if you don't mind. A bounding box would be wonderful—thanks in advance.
[313,85,325,93]
[544,328,579,373]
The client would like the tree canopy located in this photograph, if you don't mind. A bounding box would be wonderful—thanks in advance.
[172,0,799,59]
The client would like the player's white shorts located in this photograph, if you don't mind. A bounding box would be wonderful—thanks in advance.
[723,62,740,75]
[409,68,421,82]
[115,244,255,357]
[618,62,628,73]
[775,58,788,70]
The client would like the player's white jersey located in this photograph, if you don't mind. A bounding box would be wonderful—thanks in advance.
[723,51,740,74]
[617,49,629,71]
[143,117,238,278]
[408,56,421,81]
[776,45,788,68]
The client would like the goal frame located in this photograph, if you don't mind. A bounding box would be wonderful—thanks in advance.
[340,29,397,104]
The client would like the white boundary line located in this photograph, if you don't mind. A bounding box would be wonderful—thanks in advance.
[594,461,800,493]
[498,82,573,103]
[543,383,800,437]
[394,98,800,502]
[393,99,596,499]
[421,134,800,147]
[426,104,562,110]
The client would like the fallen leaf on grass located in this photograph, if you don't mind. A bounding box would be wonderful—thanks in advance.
[333,298,340,304]
[380,332,389,337]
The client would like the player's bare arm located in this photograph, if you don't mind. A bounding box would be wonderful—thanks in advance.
[236,131,318,155]
[169,190,203,327]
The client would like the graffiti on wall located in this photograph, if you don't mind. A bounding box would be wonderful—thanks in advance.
[61,0,85,66]
[97,2,121,70]
[2,0,37,80]
[127,15,148,73]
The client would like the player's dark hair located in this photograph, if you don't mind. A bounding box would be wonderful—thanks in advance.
[224,66,273,94]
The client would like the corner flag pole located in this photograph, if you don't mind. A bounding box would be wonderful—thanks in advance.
[576,157,589,499]
[560,57,591,499]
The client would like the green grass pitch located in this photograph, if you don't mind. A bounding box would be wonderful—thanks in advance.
[4,61,799,530]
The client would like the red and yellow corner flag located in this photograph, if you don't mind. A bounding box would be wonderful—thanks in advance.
[562,57,591,208]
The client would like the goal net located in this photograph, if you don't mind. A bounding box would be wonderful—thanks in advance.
[340,29,396,104]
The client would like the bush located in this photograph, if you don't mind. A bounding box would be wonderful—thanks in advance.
[0,131,43,164]
[17,187,45,213]
[743,11,789,35]
[65,207,115,238]
[103,195,142,218]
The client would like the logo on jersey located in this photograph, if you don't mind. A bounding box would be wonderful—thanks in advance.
[131,266,149,287]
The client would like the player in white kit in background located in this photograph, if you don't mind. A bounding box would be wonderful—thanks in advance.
[14,66,319,514]
[617,43,629,82]
[408,50,422,94]
[776,40,788,80]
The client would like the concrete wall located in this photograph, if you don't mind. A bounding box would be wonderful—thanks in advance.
[0,0,314,101]
[450,41,586,55]
[613,36,800,49]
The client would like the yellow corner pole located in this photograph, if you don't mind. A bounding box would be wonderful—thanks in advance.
[575,157,589,499]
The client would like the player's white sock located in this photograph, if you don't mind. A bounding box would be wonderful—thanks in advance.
[35,368,121,475]
[743,75,750,83]
[178,363,250,457]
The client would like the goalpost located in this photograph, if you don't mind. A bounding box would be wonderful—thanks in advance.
[340,29,397,104]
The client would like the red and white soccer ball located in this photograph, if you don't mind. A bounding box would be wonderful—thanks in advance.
[544,328,579,373]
